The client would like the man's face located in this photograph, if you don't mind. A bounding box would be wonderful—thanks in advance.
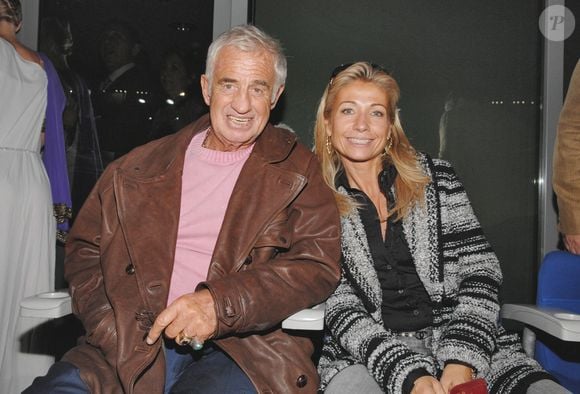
[99,28,134,72]
[200,46,284,151]
[160,53,190,98]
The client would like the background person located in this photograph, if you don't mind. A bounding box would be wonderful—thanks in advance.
[150,46,207,140]
[313,62,567,394]
[25,24,340,394]
[0,0,58,391]
[92,19,159,166]
[553,59,580,255]
[40,16,104,222]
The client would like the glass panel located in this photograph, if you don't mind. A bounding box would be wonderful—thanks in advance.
[254,0,543,303]
[38,0,212,211]
[39,0,213,287]
[564,1,580,88]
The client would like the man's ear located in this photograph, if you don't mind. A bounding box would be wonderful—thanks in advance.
[270,84,285,109]
[200,75,211,106]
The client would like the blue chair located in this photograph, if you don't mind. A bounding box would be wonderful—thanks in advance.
[534,251,580,393]
[502,251,580,393]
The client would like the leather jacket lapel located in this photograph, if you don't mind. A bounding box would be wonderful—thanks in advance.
[208,152,307,278]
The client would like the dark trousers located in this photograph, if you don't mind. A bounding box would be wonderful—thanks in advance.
[23,341,256,394]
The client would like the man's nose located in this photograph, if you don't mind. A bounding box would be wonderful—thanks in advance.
[231,89,251,113]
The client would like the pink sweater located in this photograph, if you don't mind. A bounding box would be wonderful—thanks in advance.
[167,130,254,305]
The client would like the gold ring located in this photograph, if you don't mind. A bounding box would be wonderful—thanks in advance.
[176,331,193,346]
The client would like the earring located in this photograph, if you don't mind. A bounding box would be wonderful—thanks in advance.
[384,135,393,155]
[326,135,333,155]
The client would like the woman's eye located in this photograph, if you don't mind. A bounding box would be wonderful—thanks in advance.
[371,110,385,117]
[340,108,354,115]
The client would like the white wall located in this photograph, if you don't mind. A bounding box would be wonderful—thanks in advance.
[213,0,248,38]
[17,0,40,49]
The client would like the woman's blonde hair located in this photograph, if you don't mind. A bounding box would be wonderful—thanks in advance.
[313,62,429,220]
[0,0,22,26]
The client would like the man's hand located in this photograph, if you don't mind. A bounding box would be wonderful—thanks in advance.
[563,234,580,255]
[146,289,217,346]
[411,376,446,394]
[440,363,473,393]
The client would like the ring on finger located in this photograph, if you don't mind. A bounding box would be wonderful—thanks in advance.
[191,338,204,351]
[176,331,193,346]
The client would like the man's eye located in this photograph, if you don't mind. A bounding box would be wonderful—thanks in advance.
[252,87,265,95]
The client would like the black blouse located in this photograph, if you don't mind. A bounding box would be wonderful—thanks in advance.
[337,165,433,332]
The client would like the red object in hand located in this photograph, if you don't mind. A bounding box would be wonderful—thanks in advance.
[449,378,488,394]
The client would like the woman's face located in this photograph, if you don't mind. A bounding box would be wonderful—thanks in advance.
[160,53,190,98]
[326,80,391,168]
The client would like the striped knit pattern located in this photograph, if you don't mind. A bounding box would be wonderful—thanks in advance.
[318,154,552,394]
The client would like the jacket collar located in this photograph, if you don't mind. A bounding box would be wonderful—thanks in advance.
[115,114,298,182]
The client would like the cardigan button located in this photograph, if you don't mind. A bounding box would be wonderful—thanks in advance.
[296,374,307,388]
[125,264,136,275]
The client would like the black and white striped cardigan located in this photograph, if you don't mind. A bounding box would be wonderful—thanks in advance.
[318,154,553,394]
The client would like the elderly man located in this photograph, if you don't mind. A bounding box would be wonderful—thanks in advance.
[26,25,341,394]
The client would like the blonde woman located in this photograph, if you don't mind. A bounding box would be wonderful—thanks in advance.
[314,62,566,394]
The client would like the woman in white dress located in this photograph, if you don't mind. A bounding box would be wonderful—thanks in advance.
[0,1,56,392]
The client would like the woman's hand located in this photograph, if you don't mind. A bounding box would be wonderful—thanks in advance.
[439,363,473,393]
[411,376,446,394]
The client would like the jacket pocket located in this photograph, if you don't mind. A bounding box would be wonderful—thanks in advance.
[85,306,118,367]
[253,210,292,250]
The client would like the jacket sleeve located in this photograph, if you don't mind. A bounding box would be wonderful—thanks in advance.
[432,160,502,377]
[553,60,580,235]
[323,272,436,394]
[198,155,342,336]
[64,166,118,366]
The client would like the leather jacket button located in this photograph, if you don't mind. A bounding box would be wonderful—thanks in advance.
[125,264,136,275]
[296,374,307,388]
[244,255,252,264]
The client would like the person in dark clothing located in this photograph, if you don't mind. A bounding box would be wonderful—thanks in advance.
[150,47,207,141]
[40,16,103,220]
[92,20,159,166]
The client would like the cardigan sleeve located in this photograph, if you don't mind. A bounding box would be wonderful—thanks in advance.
[324,271,436,394]
[431,159,503,377]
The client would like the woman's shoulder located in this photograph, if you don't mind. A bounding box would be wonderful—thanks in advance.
[0,37,13,59]
[0,38,43,68]
[415,151,453,170]
[414,152,465,193]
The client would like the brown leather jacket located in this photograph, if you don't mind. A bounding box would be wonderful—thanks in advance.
[62,114,341,393]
